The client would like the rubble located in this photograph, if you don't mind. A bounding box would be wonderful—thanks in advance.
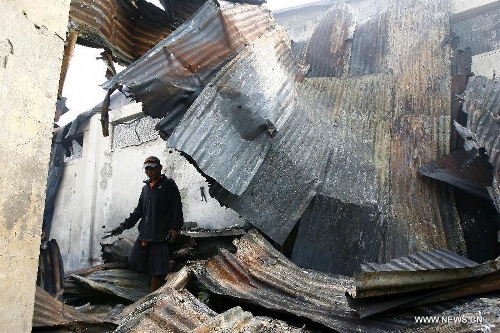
[34,228,500,332]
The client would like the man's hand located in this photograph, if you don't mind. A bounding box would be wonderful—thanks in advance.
[111,225,125,236]
[168,229,178,243]
[103,225,125,239]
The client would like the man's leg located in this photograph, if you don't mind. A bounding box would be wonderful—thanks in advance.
[128,239,149,273]
[148,241,171,291]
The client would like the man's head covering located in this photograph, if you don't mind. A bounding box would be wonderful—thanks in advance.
[144,156,161,168]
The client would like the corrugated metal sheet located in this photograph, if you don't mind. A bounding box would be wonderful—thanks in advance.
[304,0,391,77]
[291,0,478,272]
[418,148,492,199]
[164,0,469,275]
[65,261,128,277]
[356,249,483,298]
[348,249,500,318]
[168,23,309,196]
[420,75,499,213]
[192,306,312,332]
[257,0,462,271]
[418,43,498,262]
[114,287,216,332]
[69,0,268,65]
[290,75,394,274]
[68,268,151,302]
[100,0,497,277]
[103,0,278,119]
[360,248,478,272]
[351,271,500,318]
[449,48,471,151]
[193,229,403,332]
[33,286,116,329]
[273,2,341,62]
[111,266,309,333]
[348,5,389,77]
[114,287,313,332]
[69,0,176,64]
[459,76,500,213]
[62,262,129,304]
[305,4,355,77]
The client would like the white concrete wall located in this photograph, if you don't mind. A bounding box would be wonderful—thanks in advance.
[450,0,497,14]
[0,0,70,331]
[51,103,244,272]
[450,0,500,82]
[472,49,500,78]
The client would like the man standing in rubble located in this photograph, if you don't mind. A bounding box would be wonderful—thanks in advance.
[107,156,184,291]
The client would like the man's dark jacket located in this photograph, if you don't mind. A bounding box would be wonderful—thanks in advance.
[121,175,184,242]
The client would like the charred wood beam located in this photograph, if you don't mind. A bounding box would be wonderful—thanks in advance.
[58,29,77,99]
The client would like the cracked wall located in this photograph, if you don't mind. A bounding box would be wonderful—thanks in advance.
[0,0,70,331]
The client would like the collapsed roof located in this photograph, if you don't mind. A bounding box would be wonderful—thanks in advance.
[99,0,500,276]
[43,0,500,330]
[57,0,500,278]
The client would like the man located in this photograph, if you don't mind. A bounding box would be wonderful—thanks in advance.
[107,156,184,291]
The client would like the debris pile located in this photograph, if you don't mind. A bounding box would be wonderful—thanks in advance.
[34,229,500,332]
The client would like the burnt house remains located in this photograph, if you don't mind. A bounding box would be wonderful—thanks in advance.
[35,0,500,331]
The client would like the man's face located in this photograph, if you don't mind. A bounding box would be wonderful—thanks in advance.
[145,165,162,181]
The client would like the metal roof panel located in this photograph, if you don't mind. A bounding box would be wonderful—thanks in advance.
[193,229,403,332]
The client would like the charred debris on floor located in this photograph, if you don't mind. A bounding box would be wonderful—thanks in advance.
[35,228,500,332]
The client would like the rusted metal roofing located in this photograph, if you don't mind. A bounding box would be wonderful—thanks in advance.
[68,269,151,302]
[458,76,500,213]
[170,0,469,273]
[64,264,149,303]
[114,287,217,332]
[115,288,314,332]
[302,0,391,78]
[420,75,500,213]
[360,248,478,273]
[103,0,278,119]
[192,306,312,332]
[32,286,116,330]
[100,0,497,278]
[168,23,308,196]
[418,148,492,199]
[348,249,500,318]
[192,229,403,332]
[69,0,175,64]
[111,266,310,332]
[352,272,500,318]
[273,1,341,63]
[305,4,355,77]
[69,0,269,66]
